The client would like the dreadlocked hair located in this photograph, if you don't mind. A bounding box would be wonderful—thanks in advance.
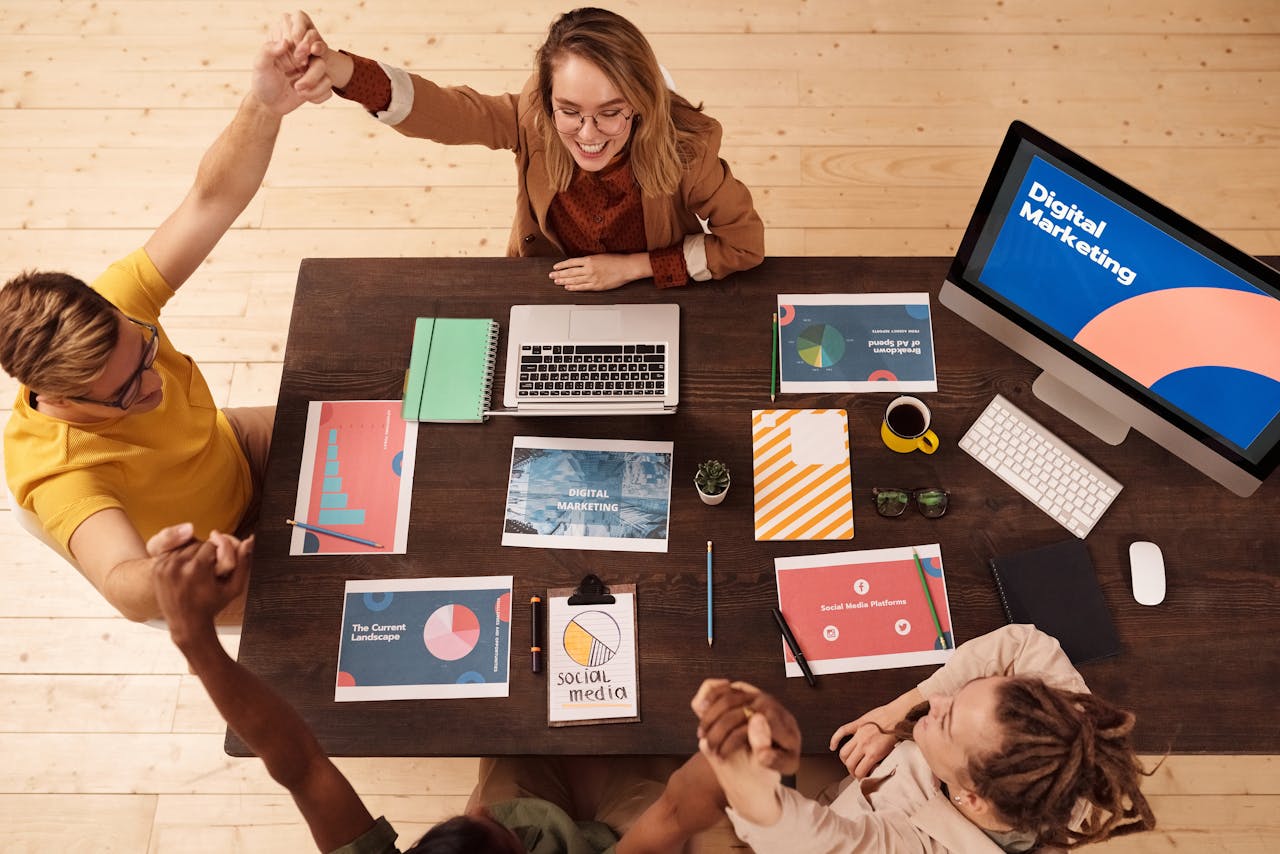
[968,676,1157,848]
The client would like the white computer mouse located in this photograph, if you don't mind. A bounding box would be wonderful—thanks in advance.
[1128,541,1165,606]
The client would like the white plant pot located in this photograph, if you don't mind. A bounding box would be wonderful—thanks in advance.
[696,477,730,505]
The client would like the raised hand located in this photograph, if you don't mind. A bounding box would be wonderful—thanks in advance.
[146,523,252,578]
[693,683,786,827]
[277,10,343,99]
[692,678,801,775]
[150,529,252,642]
[251,34,320,114]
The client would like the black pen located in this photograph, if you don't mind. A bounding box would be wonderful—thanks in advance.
[530,595,544,674]
[771,607,816,687]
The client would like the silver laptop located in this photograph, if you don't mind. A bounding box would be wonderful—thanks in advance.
[501,304,680,415]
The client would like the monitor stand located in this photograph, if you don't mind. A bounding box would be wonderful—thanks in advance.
[1032,372,1130,446]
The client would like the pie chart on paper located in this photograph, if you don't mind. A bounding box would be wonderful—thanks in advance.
[563,610,621,668]
[797,324,846,368]
[423,604,481,661]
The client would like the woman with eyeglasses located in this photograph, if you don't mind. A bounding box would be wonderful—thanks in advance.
[282,7,764,291]
[693,624,1156,852]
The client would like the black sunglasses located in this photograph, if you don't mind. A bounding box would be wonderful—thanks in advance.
[872,487,950,519]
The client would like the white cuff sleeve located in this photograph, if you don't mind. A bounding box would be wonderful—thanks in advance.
[374,62,414,126]
[683,233,712,282]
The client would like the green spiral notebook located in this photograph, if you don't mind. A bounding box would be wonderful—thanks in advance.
[402,317,500,422]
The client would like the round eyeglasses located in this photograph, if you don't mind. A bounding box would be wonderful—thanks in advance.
[872,487,950,519]
[552,107,634,136]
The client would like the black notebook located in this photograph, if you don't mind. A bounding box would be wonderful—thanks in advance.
[988,538,1121,664]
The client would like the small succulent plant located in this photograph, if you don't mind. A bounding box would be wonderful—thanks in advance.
[695,460,730,495]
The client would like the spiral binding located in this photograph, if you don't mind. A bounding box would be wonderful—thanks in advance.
[988,559,1015,623]
[479,320,500,421]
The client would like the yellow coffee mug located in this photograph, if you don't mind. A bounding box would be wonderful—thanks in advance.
[881,396,940,454]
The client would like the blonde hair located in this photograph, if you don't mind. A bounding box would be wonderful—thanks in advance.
[0,271,119,397]
[535,7,716,197]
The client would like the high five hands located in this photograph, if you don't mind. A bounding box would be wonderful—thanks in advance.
[247,11,333,114]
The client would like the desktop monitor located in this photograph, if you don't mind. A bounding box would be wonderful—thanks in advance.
[941,121,1280,497]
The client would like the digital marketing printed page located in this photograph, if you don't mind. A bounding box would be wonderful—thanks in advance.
[501,436,674,553]
[970,149,1280,460]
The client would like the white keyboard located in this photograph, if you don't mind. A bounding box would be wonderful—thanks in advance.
[959,395,1122,538]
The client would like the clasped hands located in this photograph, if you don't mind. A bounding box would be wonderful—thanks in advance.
[147,523,253,644]
[691,679,799,825]
[691,679,904,825]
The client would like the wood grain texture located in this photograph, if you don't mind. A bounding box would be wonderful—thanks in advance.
[2,1,1277,850]
[233,256,1280,758]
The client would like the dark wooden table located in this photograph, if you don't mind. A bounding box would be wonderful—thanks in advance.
[229,256,1280,758]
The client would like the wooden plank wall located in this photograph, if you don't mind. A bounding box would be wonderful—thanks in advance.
[1,1,1276,850]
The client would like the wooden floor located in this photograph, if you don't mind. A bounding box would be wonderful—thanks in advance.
[1,1,1277,850]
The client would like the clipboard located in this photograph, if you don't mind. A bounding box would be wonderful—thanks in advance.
[546,574,640,727]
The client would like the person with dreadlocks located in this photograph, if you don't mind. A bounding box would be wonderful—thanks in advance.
[692,624,1156,852]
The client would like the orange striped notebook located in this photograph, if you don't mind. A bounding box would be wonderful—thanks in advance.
[751,409,855,541]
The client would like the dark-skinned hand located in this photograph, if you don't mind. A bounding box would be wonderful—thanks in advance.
[691,678,801,776]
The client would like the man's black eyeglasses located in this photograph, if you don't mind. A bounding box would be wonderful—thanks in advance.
[872,487,950,519]
[71,316,159,410]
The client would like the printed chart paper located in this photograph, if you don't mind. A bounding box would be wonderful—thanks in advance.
[547,587,639,726]
[777,294,937,393]
[502,436,673,553]
[752,409,854,541]
[335,576,513,701]
[292,400,417,555]
[775,544,953,675]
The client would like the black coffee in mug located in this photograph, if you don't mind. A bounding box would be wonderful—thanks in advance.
[887,403,927,438]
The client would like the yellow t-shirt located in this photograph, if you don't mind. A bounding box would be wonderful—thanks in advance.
[3,249,254,549]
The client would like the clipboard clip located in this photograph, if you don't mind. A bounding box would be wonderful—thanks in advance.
[567,574,616,606]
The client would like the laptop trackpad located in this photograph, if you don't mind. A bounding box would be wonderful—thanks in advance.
[569,309,622,340]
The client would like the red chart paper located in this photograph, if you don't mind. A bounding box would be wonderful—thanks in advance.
[291,400,417,555]
[774,544,954,675]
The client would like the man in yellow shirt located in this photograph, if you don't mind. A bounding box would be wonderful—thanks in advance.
[0,26,333,623]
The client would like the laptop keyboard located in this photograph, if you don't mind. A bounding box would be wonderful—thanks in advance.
[517,342,667,399]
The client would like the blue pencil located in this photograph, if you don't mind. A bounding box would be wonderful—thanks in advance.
[707,540,714,647]
[287,518,383,549]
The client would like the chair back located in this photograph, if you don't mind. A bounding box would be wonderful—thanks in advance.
[5,485,82,570]
[6,483,238,634]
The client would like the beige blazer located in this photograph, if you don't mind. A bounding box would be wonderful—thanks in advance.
[726,625,1088,853]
